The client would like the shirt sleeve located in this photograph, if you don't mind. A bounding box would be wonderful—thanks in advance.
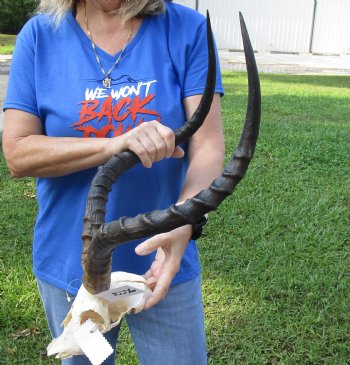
[165,5,224,100]
[182,20,224,99]
[3,19,40,117]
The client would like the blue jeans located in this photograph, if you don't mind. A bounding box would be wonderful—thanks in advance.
[37,276,207,365]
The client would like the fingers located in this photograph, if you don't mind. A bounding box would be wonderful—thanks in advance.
[135,234,166,256]
[122,121,184,168]
[173,146,185,159]
[127,136,154,168]
[138,233,187,310]
[143,270,174,310]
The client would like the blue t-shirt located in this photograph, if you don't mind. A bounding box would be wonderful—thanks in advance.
[4,3,224,295]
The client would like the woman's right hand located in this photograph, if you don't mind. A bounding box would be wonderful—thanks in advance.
[3,110,184,178]
[114,120,184,168]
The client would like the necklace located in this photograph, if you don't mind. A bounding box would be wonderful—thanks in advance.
[84,1,134,88]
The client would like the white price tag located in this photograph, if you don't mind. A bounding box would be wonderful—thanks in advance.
[74,319,113,365]
[96,284,144,303]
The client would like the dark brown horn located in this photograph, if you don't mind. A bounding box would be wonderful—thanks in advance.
[175,11,216,145]
[82,12,261,295]
[81,12,217,293]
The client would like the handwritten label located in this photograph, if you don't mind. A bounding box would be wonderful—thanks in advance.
[74,319,113,365]
[95,285,144,303]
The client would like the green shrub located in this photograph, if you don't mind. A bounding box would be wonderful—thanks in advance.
[0,0,38,34]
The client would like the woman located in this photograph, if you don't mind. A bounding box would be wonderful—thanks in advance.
[3,0,224,363]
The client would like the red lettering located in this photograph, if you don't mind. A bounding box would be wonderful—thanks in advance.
[98,96,113,123]
[113,98,131,122]
[113,123,124,137]
[75,124,117,138]
[71,94,161,138]
[72,100,100,126]
[128,94,160,122]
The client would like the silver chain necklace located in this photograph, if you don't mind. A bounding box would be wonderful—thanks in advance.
[84,1,134,88]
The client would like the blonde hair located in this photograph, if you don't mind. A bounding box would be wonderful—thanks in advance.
[37,0,166,25]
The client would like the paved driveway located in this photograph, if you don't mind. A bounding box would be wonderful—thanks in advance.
[219,51,350,75]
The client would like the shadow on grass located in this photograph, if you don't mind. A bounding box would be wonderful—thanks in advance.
[260,73,350,89]
[221,74,350,128]
[200,165,350,364]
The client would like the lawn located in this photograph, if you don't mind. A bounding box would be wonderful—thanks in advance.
[0,34,16,55]
[0,72,349,364]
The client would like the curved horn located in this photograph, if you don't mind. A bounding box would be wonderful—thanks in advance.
[175,11,216,145]
[81,13,216,292]
[82,12,261,294]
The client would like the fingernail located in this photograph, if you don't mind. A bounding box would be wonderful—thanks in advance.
[135,246,145,255]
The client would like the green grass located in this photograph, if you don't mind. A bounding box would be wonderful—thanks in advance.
[0,34,16,55]
[1,72,350,364]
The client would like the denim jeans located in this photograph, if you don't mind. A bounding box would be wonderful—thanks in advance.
[37,275,207,365]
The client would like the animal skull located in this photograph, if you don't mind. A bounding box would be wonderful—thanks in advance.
[47,272,151,359]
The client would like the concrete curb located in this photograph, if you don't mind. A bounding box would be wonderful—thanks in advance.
[219,50,350,75]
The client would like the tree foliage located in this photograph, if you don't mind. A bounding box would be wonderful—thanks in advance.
[0,0,39,34]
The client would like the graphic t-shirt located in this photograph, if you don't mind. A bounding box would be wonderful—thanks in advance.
[4,3,224,294]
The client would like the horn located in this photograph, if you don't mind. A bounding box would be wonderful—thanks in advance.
[82,12,261,294]
[82,13,261,294]
[175,11,216,145]
[81,12,217,293]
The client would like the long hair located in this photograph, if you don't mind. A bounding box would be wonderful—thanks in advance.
[37,0,166,25]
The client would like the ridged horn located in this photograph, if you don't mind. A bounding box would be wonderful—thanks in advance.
[83,13,261,294]
[81,12,217,294]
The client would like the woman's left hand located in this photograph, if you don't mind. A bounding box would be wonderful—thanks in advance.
[134,94,224,310]
[135,225,192,310]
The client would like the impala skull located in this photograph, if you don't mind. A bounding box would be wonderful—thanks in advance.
[47,12,261,359]
[47,272,151,358]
